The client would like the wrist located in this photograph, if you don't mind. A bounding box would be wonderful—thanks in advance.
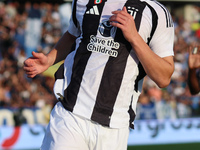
[46,53,55,67]
[129,34,143,48]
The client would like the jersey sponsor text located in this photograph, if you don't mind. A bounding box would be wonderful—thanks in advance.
[87,35,119,57]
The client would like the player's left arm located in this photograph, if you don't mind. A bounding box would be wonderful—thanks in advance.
[110,7,174,88]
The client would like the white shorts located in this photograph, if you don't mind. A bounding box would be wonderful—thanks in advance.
[40,102,129,150]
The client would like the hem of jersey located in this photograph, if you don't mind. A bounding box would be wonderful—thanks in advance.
[58,101,131,129]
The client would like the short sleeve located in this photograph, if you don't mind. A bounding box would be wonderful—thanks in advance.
[149,8,174,58]
[68,0,81,37]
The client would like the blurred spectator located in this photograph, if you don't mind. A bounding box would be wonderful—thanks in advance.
[136,93,157,120]
[0,2,58,111]
[187,46,200,95]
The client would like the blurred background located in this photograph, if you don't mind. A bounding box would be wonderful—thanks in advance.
[0,0,200,150]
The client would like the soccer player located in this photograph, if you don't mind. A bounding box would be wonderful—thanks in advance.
[188,46,200,95]
[24,0,174,149]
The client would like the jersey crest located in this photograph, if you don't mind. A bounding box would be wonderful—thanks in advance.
[98,21,117,37]
[127,6,139,19]
[94,0,102,4]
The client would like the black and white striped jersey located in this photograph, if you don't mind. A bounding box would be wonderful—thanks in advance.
[54,0,174,128]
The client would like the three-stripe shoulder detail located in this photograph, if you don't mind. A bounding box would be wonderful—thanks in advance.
[153,0,173,28]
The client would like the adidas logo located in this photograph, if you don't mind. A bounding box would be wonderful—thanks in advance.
[86,5,99,15]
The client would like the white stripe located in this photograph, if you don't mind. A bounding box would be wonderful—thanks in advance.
[110,51,140,128]
[93,5,99,15]
[90,8,95,14]
[54,79,65,100]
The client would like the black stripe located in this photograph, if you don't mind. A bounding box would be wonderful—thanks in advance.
[134,63,146,92]
[91,28,132,126]
[167,10,173,27]
[146,4,158,45]
[54,63,64,79]
[83,0,108,38]
[154,0,171,28]
[91,0,146,127]
[54,41,76,80]
[72,0,78,27]
[62,0,107,112]
[163,4,173,27]
[63,43,92,111]
[128,96,136,129]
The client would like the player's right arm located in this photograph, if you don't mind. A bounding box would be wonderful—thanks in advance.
[24,31,76,78]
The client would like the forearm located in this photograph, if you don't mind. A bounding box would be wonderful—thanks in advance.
[47,31,77,66]
[188,69,200,95]
[130,34,174,88]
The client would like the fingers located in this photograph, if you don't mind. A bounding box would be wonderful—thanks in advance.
[109,13,126,29]
[23,59,37,78]
[122,6,127,12]
[109,19,124,29]
[111,8,129,22]
[27,73,37,78]
[112,6,127,15]
[32,51,43,59]
[24,70,37,78]
[23,66,36,72]
[23,60,32,71]
[24,67,38,78]
[26,72,36,77]
[109,7,132,28]
[188,46,193,54]
[189,46,199,55]
[192,47,198,54]
[23,64,37,78]
[23,52,48,78]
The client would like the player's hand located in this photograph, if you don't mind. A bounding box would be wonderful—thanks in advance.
[23,51,50,78]
[188,46,200,69]
[109,6,138,43]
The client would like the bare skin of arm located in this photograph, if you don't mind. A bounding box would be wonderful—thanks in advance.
[24,31,76,78]
[188,46,200,95]
[109,7,174,88]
